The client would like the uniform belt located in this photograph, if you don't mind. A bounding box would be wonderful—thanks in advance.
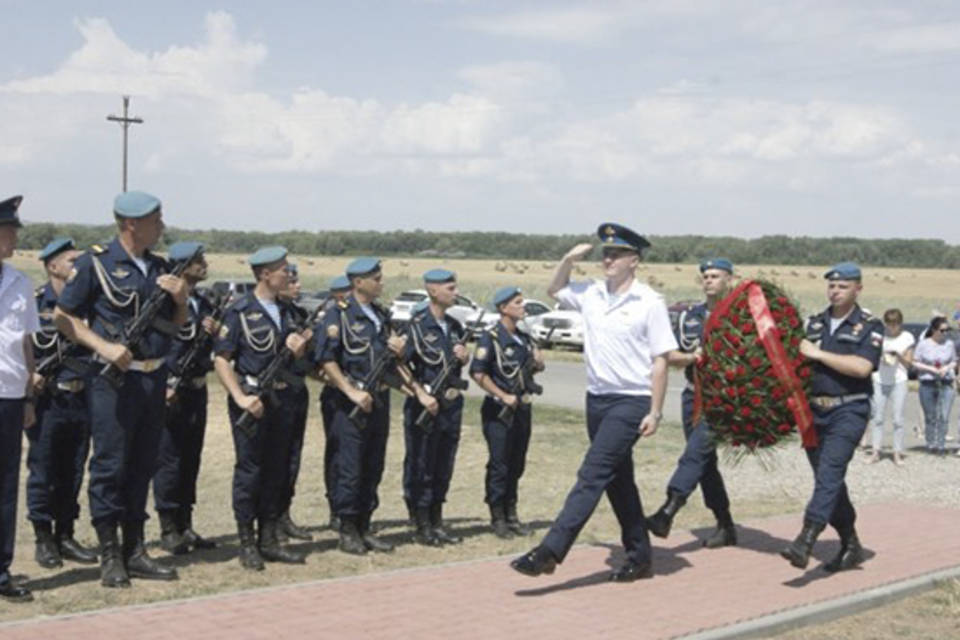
[809,393,869,409]
[243,375,288,391]
[55,380,85,393]
[94,355,165,373]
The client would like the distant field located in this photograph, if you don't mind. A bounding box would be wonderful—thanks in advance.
[8,250,958,322]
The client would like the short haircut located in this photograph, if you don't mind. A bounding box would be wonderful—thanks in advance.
[882,308,903,324]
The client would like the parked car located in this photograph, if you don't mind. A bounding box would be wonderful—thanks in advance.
[464,299,552,337]
[298,289,331,317]
[210,280,256,304]
[532,301,584,349]
[389,289,482,331]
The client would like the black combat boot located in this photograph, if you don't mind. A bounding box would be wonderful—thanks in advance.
[430,503,462,545]
[824,528,865,573]
[158,510,190,555]
[279,509,313,541]
[414,507,443,547]
[703,510,738,549]
[505,501,531,537]
[122,521,178,581]
[178,507,216,550]
[780,520,826,569]
[237,520,264,570]
[338,516,367,555]
[32,520,63,569]
[258,518,307,564]
[95,522,130,588]
[405,499,416,528]
[645,491,687,539]
[55,521,98,564]
[489,503,513,539]
[610,558,654,583]
[359,512,394,553]
[510,545,557,577]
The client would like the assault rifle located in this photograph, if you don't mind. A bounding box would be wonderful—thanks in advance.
[99,244,203,389]
[167,291,230,399]
[235,304,323,437]
[497,326,555,424]
[414,310,484,431]
[347,345,399,429]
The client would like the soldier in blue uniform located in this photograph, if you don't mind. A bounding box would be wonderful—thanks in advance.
[26,238,98,569]
[646,258,737,548]
[781,262,883,572]
[470,286,544,539]
[317,257,406,555]
[402,269,470,546]
[213,246,310,570]
[153,241,218,555]
[55,191,186,587]
[276,262,314,542]
[318,275,352,530]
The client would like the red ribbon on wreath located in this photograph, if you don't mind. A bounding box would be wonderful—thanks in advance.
[694,279,817,448]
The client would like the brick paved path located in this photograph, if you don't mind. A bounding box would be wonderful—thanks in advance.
[1,502,957,640]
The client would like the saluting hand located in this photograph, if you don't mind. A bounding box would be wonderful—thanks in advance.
[102,342,133,371]
[157,274,189,306]
[564,243,594,263]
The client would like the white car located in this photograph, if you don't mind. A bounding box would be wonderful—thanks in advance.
[389,289,482,329]
[532,302,584,349]
[464,299,552,337]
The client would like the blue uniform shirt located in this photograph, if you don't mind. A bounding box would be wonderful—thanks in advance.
[806,304,883,397]
[469,321,534,394]
[214,292,298,378]
[404,307,465,388]
[166,292,216,379]
[57,238,174,360]
[677,302,708,383]
[33,282,90,383]
[316,294,391,382]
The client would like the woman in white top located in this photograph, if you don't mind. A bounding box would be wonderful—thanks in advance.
[867,309,913,466]
[912,316,958,455]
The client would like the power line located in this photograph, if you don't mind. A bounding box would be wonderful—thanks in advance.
[106,95,144,192]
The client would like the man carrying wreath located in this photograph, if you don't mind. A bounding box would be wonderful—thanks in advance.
[646,258,737,548]
[781,262,883,572]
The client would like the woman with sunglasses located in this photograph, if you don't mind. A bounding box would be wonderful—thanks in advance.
[912,316,957,455]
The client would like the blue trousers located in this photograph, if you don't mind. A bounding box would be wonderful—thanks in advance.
[666,389,730,516]
[481,397,531,506]
[283,385,309,511]
[329,390,389,518]
[228,390,296,523]
[0,399,24,585]
[26,389,90,526]
[87,370,166,526]
[542,393,651,564]
[403,396,463,509]
[320,385,337,509]
[803,400,869,534]
[153,385,207,513]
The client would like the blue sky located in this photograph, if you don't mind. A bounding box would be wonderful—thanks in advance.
[2,1,959,240]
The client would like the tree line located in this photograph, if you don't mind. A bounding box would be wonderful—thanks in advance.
[16,223,960,269]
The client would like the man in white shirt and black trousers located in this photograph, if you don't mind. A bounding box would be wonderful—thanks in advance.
[511,223,677,582]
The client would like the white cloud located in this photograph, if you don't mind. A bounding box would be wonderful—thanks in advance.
[460,7,622,44]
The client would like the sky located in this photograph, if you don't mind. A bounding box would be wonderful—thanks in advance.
[2,1,959,240]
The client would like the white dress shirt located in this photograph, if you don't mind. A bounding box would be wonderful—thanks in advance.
[0,263,40,399]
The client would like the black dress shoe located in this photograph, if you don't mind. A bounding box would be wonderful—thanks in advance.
[33,521,63,569]
[510,546,557,577]
[59,536,99,564]
[0,582,34,603]
[610,560,653,583]
[279,510,313,541]
[703,525,737,549]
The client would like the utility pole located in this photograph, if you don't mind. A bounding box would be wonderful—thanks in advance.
[106,95,143,192]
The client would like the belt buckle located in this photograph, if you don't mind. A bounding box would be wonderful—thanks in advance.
[140,359,159,373]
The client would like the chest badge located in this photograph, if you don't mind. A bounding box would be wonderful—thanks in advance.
[245,312,264,322]
[852,323,863,336]
[111,267,131,280]
[424,333,439,343]
[350,322,366,333]
[475,347,488,360]
[327,324,339,338]
[505,346,515,357]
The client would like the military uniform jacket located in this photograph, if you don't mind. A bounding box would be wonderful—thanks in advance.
[677,302,708,384]
[316,294,392,384]
[57,238,174,360]
[166,292,216,380]
[469,321,534,395]
[805,304,883,397]
[214,292,298,379]
[33,282,90,384]
[403,307,466,389]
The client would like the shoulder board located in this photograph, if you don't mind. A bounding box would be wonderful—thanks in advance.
[859,308,876,322]
[90,244,107,255]
[337,299,349,309]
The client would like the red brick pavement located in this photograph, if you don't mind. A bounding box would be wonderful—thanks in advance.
[2,502,958,640]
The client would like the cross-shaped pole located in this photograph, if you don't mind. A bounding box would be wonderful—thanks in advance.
[106,95,144,192]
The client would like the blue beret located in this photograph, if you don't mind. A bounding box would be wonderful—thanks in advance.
[113,190,161,219]
[329,275,351,292]
[38,237,75,262]
[597,222,650,252]
[412,300,430,315]
[248,246,288,267]
[168,241,204,263]
[824,262,862,281]
[346,257,382,277]
[699,258,733,273]
[0,195,23,228]
[286,262,299,277]
[423,268,456,283]
[493,286,522,308]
